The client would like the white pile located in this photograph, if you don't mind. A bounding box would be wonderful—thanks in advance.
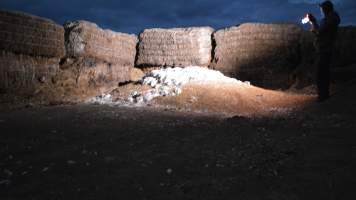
[85,94,118,105]
[87,66,249,105]
[143,66,242,87]
[129,66,248,104]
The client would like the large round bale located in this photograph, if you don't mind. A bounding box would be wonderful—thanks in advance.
[0,10,65,58]
[64,20,138,66]
[211,23,303,89]
[136,27,214,67]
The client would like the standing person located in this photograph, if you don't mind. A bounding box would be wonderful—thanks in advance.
[305,0,341,102]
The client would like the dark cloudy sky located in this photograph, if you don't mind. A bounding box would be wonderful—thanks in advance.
[0,0,355,34]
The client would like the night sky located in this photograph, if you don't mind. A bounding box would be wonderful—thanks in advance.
[0,0,355,34]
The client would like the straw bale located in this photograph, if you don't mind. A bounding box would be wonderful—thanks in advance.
[0,53,130,97]
[64,20,138,66]
[211,23,303,88]
[130,67,145,82]
[298,26,356,68]
[0,10,65,58]
[291,26,356,88]
[136,27,214,67]
[0,51,59,92]
[61,57,130,85]
[291,30,317,88]
[334,26,356,67]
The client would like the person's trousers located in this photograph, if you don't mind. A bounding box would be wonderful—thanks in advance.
[317,51,332,99]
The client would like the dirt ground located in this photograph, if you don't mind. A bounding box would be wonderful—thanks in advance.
[1,83,356,199]
[110,81,316,117]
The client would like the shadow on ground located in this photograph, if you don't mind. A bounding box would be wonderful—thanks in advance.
[0,83,355,199]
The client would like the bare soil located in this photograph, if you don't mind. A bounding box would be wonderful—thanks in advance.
[110,81,316,117]
[154,82,315,116]
[0,83,356,199]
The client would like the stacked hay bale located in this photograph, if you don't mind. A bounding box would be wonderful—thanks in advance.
[136,27,214,68]
[211,23,303,89]
[62,20,138,98]
[332,26,356,81]
[333,26,356,67]
[296,26,356,86]
[0,10,65,93]
[291,30,318,88]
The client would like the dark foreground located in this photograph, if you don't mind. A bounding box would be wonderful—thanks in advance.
[1,87,356,199]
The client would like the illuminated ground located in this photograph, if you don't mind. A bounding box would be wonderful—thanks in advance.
[1,83,356,199]
[110,82,315,117]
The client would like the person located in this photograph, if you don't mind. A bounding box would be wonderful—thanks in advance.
[305,0,341,102]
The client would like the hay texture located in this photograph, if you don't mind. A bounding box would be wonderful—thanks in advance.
[0,10,65,58]
[60,57,131,87]
[0,51,59,93]
[47,57,131,102]
[211,23,302,88]
[64,20,138,66]
[61,20,138,99]
[291,31,317,88]
[136,27,214,67]
[333,26,356,67]
[294,26,356,87]
[299,26,356,68]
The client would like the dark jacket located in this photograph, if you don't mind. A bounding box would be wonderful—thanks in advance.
[312,11,341,52]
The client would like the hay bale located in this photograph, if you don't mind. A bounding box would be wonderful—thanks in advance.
[58,57,131,93]
[300,26,356,68]
[0,51,59,93]
[136,27,214,67]
[63,20,137,89]
[64,20,138,66]
[292,30,317,88]
[334,26,356,67]
[130,68,145,82]
[0,10,65,58]
[211,23,303,88]
[294,26,356,87]
[299,26,356,68]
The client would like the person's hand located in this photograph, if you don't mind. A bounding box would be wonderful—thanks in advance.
[307,13,316,23]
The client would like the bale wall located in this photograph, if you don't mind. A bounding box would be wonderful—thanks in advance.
[211,23,303,88]
[136,27,214,67]
[331,27,356,82]
[0,10,64,94]
[0,10,65,58]
[0,51,60,93]
[333,26,356,67]
[299,26,356,68]
[61,20,138,99]
[53,57,131,101]
[294,26,356,88]
[64,20,138,66]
